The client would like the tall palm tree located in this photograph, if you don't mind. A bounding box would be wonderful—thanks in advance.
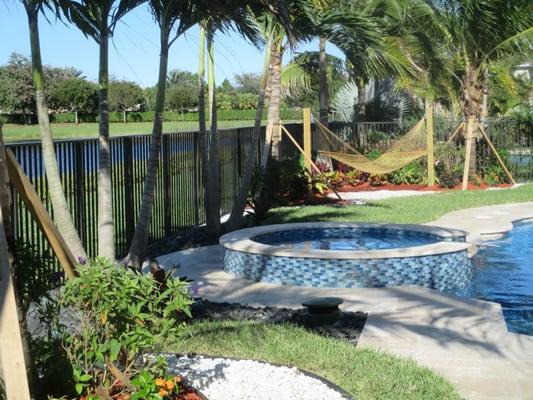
[429,0,532,176]
[59,0,143,260]
[21,0,86,260]
[197,1,293,236]
[124,0,198,269]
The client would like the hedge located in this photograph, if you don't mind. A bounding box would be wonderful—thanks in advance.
[1,109,303,125]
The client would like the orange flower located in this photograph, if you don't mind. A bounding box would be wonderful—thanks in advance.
[159,388,169,397]
[173,376,182,383]
[165,380,175,391]
[155,378,166,387]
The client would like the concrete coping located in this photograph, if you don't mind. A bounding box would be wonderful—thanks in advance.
[219,222,470,260]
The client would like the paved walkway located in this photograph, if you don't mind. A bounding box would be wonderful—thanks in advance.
[328,189,437,201]
[154,202,533,400]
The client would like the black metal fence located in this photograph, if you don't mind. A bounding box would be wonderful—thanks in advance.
[6,124,302,265]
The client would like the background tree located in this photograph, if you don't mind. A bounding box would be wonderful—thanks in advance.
[234,72,261,93]
[59,0,144,260]
[108,80,144,123]
[20,0,87,261]
[49,77,98,123]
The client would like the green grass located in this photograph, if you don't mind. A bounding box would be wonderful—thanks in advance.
[264,183,533,225]
[3,120,300,142]
[167,320,461,400]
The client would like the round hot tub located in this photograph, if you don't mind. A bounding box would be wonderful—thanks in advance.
[220,222,472,293]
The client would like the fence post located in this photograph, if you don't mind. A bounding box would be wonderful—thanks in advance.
[162,135,171,237]
[303,108,312,174]
[193,132,200,226]
[426,102,435,187]
[74,142,85,245]
[123,137,135,245]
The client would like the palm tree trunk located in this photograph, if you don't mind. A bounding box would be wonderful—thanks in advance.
[26,6,86,260]
[206,30,221,239]
[225,42,272,232]
[318,37,329,128]
[462,65,483,176]
[123,28,170,269]
[74,109,79,125]
[267,39,283,161]
[198,26,209,230]
[97,24,115,260]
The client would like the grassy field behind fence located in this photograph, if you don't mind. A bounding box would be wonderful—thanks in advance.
[2,120,299,142]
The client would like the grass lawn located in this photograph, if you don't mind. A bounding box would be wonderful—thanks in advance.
[2,120,296,142]
[168,320,461,400]
[264,183,533,225]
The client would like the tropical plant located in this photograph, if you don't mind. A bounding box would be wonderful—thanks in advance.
[59,0,144,260]
[20,0,87,260]
[124,0,199,269]
[430,0,533,175]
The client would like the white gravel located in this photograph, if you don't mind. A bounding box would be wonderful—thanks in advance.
[165,355,349,400]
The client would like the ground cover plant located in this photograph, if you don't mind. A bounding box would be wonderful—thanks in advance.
[263,183,533,225]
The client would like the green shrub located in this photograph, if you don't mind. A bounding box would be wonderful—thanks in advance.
[435,143,464,188]
[388,161,426,185]
[60,258,192,397]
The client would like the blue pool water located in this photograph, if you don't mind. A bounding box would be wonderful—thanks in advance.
[471,219,533,335]
[260,231,439,250]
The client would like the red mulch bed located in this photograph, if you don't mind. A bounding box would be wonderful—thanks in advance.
[334,182,512,193]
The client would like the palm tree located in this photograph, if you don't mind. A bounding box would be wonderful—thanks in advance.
[196,1,293,235]
[429,0,533,176]
[323,0,415,122]
[21,0,86,260]
[59,0,143,260]
[124,0,198,269]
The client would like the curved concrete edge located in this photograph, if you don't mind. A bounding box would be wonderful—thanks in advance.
[428,202,533,245]
[220,222,469,260]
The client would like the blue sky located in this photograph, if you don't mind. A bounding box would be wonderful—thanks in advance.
[1,2,344,88]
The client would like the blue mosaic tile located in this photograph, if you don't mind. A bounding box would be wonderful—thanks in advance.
[223,248,472,294]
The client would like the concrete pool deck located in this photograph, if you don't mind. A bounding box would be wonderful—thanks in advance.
[154,202,533,400]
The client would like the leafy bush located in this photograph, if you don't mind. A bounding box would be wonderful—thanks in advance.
[435,143,464,188]
[388,161,426,185]
[60,258,192,397]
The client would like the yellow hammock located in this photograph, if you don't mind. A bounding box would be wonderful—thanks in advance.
[316,118,428,175]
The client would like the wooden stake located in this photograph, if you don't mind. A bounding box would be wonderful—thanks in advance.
[281,125,342,200]
[6,149,78,278]
[462,117,475,190]
[426,102,435,187]
[0,205,31,400]
[477,122,516,185]
[303,108,312,173]
[446,122,464,144]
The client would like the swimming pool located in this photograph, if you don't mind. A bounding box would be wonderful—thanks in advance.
[472,219,533,335]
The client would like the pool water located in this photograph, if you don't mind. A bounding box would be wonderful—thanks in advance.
[262,232,438,251]
[471,220,533,335]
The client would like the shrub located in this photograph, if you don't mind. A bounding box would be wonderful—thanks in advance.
[388,161,426,185]
[435,143,464,188]
[60,258,192,398]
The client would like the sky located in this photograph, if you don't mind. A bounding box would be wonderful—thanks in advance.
[0,2,345,88]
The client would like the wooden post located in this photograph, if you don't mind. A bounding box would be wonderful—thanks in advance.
[0,205,31,400]
[303,108,312,174]
[6,149,78,278]
[446,122,464,144]
[426,102,435,187]
[462,117,475,190]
